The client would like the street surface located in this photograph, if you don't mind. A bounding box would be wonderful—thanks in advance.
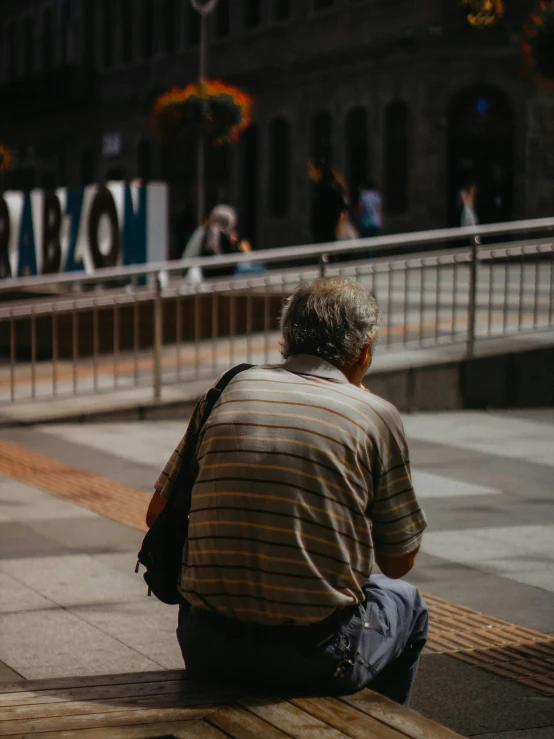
[0,409,553,738]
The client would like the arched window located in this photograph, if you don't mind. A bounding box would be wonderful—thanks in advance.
[215,0,231,37]
[84,0,96,68]
[140,0,154,58]
[6,22,16,81]
[447,86,514,225]
[241,125,259,243]
[23,16,35,77]
[345,106,369,206]
[162,0,177,52]
[120,0,133,63]
[106,167,125,182]
[42,8,53,72]
[80,149,94,186]
[384,100,409,213]
[102,0,113,67]
[269,118,290,217]
[137,138,152,182]
[244,0,262,30]
[273,0,291,21]
[186,3,200,47]
[311,111,333,164]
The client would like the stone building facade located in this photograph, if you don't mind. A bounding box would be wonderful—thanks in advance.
[1,0,552,255]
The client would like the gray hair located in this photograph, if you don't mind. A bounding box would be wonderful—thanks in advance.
[280,276,380,368]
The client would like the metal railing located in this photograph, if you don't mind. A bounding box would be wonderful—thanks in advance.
[1,217,553,406]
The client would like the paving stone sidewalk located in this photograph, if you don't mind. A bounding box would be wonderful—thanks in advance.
[0,409,553,737]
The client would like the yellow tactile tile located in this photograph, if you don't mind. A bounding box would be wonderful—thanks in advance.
[0,440,148,531]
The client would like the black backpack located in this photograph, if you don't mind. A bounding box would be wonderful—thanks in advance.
[136,364,254,604]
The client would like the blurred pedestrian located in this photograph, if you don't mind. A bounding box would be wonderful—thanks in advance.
[357,178,383,238]
[181,205,256,284]
[459,183,478,228]
[308,159,347,245]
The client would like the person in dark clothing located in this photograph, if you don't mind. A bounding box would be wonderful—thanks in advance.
[309,159,347,245]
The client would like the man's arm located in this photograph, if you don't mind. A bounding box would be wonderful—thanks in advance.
[146,492,167,528]
[369,405,427,578]
[145,394,208,528]
[375,544,420,580]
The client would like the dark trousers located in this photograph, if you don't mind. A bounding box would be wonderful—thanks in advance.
[177,575,428,707]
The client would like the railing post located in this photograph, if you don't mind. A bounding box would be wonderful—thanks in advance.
[466,235,479,358]
[153,272,163,402]
[319,254,328,277]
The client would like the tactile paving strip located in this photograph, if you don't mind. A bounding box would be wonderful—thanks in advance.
[0,440,149,531]
[423,592,554,696]
[0,440,552,696]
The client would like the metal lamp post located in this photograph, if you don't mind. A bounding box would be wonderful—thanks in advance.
[190,0,220,225]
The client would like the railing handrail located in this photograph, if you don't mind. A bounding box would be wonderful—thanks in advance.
[1,216,553,293]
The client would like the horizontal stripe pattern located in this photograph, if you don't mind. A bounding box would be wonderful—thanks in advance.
[155,355,426,625]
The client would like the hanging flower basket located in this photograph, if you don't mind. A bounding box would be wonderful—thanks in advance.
[152,80,252,145]
[522,2,554,82]
[460,0,504,28]
[0,144,12,172]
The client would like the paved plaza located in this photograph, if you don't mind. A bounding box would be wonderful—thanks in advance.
[0,408,553,737]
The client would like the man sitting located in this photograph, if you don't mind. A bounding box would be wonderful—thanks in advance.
[147,276,428,706]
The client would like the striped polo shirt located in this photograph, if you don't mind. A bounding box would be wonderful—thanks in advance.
[155,355,426,626]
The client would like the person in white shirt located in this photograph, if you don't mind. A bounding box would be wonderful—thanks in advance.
[357,178,383,238]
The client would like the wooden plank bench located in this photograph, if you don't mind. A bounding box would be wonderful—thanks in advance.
[0,669,466,739]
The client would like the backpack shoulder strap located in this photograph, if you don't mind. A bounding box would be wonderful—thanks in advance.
[165,364,255,510]
[198,363,255,431]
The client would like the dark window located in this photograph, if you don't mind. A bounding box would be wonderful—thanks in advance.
[384,100,409,213]
[345,107,369,206]
[6,23,16,81]
[137,138,152,182]
[102,0,113,67]
[273,0,291,21]
[215,0,231,37]
[106,167,126,181]
[314,0,334,10]
[162,0,177,52]
[23,17,34,77]
[141,0,154,57]
[42,9,53,72]
[81,149,94,186]
[311,111,333,164]
[241,125,259,244]
[60,1,69,66]
[269,118,290,217]
[120,0,133,63]
[244,0,262,30]
[84,0,96,68]
[186,4,200,47]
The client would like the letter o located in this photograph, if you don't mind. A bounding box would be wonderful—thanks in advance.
[88,188,120,269]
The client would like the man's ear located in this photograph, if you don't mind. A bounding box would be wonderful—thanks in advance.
[359,331,376,364]
[357,342,371,368]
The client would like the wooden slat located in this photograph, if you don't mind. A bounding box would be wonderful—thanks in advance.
[181,720,231,738]
[341,691,466,739]
[0,705,215,736]
[0,678,238,708]
[13,719,203,739]
[239,695,352,738]
[208,705,292,739]
[292,696,411,739]
[0,690,230,723]
[0,669,185,695]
